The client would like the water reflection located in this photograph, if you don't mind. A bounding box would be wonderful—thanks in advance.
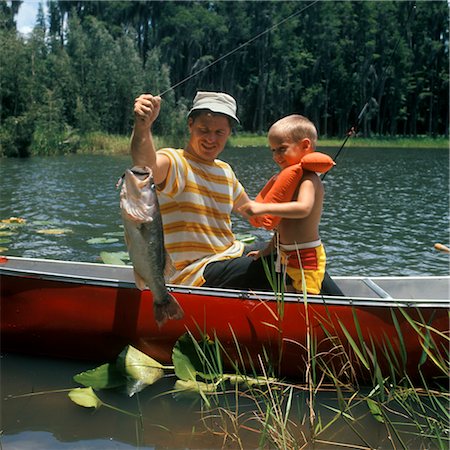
[2,353,442,450]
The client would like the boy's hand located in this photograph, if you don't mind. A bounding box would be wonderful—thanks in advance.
[238,200,268,220]
[246,250,262,260]
[134,94,161,128]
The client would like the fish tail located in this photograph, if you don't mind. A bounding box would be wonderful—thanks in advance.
[153,293,184,328]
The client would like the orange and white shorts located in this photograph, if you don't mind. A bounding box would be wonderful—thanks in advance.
[280,240,326,294]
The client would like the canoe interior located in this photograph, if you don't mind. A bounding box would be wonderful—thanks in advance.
[1,256,449,302]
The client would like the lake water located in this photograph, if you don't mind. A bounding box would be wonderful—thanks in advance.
[0,147,449,275]
[1,146,449,449]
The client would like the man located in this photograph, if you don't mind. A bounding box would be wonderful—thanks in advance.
[131,91,272,289]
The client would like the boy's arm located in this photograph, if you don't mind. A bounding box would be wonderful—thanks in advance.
[131,94,170,186]
[239,177,317,219]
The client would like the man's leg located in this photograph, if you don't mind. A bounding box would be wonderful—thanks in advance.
[203,255,274,290]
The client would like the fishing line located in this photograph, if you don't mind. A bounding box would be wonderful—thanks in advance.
[157,1,320,97]
[321,1,417,180]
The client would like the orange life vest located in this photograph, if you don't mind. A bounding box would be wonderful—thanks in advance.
[249,152,335,230]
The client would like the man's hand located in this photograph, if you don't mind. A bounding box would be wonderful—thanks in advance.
[134,94,161,128]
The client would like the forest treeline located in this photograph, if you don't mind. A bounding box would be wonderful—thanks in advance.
[1,0,448,157]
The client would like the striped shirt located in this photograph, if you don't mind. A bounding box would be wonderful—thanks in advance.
[157,148,246,286]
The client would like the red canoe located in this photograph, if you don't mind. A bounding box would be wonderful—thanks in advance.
[1,256,448,381]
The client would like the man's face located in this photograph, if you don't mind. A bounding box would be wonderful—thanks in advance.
[186,113,231,162]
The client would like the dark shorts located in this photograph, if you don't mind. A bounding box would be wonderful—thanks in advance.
[203,255,275,290]
[203,251,344,296]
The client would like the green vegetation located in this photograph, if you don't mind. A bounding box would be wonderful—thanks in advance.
[65,314,448,449]
[230,133,449,149]
[57,131,450,155]
[1,1,448,157]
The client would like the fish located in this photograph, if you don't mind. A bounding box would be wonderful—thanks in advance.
[119,166,184,328]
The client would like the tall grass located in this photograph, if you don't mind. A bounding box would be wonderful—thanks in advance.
[179,276,449,449]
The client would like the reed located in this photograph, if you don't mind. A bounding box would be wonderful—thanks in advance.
[64,281,449,448]
[173,298,449,449]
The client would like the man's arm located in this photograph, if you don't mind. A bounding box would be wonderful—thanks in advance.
[131,94,169,186]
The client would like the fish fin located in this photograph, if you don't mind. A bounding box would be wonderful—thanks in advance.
[154,293,184,328]
[133,270,148,291]
[163,251,176,279]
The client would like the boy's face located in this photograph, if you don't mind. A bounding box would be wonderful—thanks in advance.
[268,133,311,169]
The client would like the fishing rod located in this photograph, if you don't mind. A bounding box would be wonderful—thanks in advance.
[157,1,320,97]
[321,1,417,180]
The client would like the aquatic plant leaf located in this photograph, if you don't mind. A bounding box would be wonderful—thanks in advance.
[36,228,73,235]
[100,251,127,265]
[0,231,15,236]
[116,345,165,396]
[32,220,56,226]
[172,333,218,382]
[224,374,277,387]
[174,379,216,393]
[366,398,384,423]
[68,387,103,409]
[1,217,26,224]
[0,239,11,244]
[87,237,119,244]
[0,246,8,253]
[174,379,215,407]
[73,363,125,390]
[172,334,201,381]
[235,233,256,244]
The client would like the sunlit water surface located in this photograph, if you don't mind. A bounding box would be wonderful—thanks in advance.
[0,147,448,275]
[1,147,448,449]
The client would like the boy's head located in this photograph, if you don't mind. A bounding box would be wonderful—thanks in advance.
[268,115,318,168]
[269,115,317,149]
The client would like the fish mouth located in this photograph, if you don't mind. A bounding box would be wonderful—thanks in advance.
[130,167,151,176]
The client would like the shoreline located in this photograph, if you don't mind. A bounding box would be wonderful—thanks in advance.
[7,132,447,157]
[228,133,449,149]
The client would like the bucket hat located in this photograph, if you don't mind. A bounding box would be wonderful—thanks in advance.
[188,91,239,124]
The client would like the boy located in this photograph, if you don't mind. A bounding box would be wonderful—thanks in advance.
[238,115,326,294]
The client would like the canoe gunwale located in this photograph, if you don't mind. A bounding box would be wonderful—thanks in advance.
[1,256,449,309]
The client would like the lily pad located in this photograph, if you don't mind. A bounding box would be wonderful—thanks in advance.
[31,220,57,226]
[0,231,15,237]
[172,333,219,382]
[68,387,103,409]
[100,251,128,265]
[0,246,8,253]
[116,345,166,396]
[0,223,23,230]
[74,363,125,390]
[1,217,26,224]
[86,237,119,245]
[235,233,256,244]
[36,228,73,235]
[0,238,11,244]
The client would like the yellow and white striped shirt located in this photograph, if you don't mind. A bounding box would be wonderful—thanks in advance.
[157,148,246,286]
